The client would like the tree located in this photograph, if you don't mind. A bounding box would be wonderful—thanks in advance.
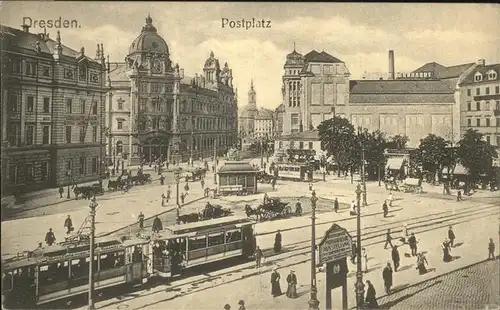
[351,128,388,181]
[317,116,356,176]
[417,134,450,181]
[386,134,409,150]
[456,129,498,185]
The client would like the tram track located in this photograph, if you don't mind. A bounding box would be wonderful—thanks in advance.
[92,203,498,309]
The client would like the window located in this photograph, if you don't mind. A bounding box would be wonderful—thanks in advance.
[91,157,98,173]
[25,62,36,75]
[139,98,147,112]
[79,126,86,142]
[79,66,87,81]
[467,89,471,96]
[66,159,72,173]
[116,141,123,154]
[117,120,123,130]
[8,124,19,146]
[26,96,34,112]
[476,88,480,96]
[309,142,313,149]
[476,102,481,111]
[66,99,72,114]
[323,65,333,74]
[26,125,34,145]
[66,126,72,143]
[92,126,97,142]
[80,99,86,114]
[476,118,481,127]
[42,125,50,144]
[467,101,471,111]
[92,100,98,115]
[497,118,500,127]
[485,101,491,110]
[488,71,497,80]
[8,94,18,112]
[8,165,17,184]
[13,60,21,73]
[42,66,50,77]
[496,86,499,94]
[486,136,491,144]
[497,136,500,146]
[474,73,482,82]
[467,118,472,127]
[40,162,48,181]
[291,113,299,126]
[43,97,50,113]
[299,142,304,149]
[117,100,123,110]
[79,157,86,175]
[26,164,34,183]
[497,101,500,110]
[188,236,207,251]
[485,87,490,95]
[486,118,491,127]
[208,232,225,247]
[310,64,321,74]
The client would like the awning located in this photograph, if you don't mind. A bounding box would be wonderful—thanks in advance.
[386,157,404,170]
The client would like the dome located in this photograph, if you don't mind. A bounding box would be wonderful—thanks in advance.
[128,15,169,56]
[285,49,304,66]
[204,51,219,68]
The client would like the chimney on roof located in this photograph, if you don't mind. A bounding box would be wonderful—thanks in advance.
[21,24,30,33]
[388,50,395,80]
[477,59,485,66]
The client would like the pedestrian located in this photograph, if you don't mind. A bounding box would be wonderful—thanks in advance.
[45,228,56,246]
[384,228,393,249]
[138,212,145,229]
[201,178,205,189]
[350,200,357,216]
[309,182,313,191]
[448,225,456,247]
[295,199,302,216]
[456,190,463,201]
[365,280,378,308]
[392,245,400,272]
[362,247,368,272]
[382,262,393,295]
[263,193,269,204]
[286,270,298,299]
[382,201,388,218]
[161,193,166,206]
[204,187,209,197]
[271,177,276,191]
[488,238,495,259]
[184,181,190,192]
[180,193,186,205]
[254,246,264,269]
[224,304,231,310]
[387,192,394,207]
[59,186,64,198]
[334,198,339,213]
[270,268,282,297]
[152,216,163,233]
[64,215,73,235]
[274,230,282,253]
[166,186,171,202]
[408,232,418,256]
[351,241,357,264]
[416,252,428,275]
[442,238,452,262]
[400,224,408,243]
[159,174,165,185]
[166,161,170,170]
[237,300,245,310]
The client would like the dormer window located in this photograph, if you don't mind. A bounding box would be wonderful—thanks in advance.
[487,70,497,80]
[474,72,483,82]
[79,65,87,81]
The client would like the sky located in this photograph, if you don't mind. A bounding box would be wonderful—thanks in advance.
[2,2,499,111]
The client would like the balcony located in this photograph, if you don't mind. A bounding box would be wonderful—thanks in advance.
[473,94,500,101]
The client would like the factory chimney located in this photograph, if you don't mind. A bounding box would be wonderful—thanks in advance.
[388,50,395,80]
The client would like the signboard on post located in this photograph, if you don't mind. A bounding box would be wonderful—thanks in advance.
[318,224,353,265]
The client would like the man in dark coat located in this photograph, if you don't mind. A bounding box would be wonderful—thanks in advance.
[448,226,456,247]
[391,245,400,271]
[382,201,389,218]
[384,229,393,249]
[351,241,357,264]
[334,198,339,213]
[408,233,418,256]
[138,212,145,229]
[488,238,495,259]
[270,268,282,297]
[274,230,282,253]
[45,228,56,246]
[59,186,64,198]
[365,280,378,308]
[64,215,73,235]
[286,270,298,298]
[382,262,393,294]
[295,199,302,216]
[254,246,264,269]
[152,216,163,233]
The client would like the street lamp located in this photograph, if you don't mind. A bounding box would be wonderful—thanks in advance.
[174,168,181,208]
[260,139,264,168]
[308,190,320,310]
[361,145,368,206]
[88,196,98,310]
[66,170,72,199]
[354,184,365,309]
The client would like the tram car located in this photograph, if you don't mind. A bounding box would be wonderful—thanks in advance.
[276,163,313,182]
[150,216,256,279]
[1,236,150,308]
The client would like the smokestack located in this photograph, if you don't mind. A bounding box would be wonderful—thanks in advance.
[21,24,30,33]
[477,59,485,66]
[388,50,395,80]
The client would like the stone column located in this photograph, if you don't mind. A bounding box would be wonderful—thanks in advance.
[20,90,26,144]
[129,80,136,164]
[2,89,8,142]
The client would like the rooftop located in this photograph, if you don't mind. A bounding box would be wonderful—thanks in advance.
[304,50,343,64]
[460,63,500,85]
[218,161,257,174]
[279,130,319,141]
[412,62,475,79]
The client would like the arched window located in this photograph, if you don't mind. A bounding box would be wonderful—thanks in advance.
[116,141,123,154]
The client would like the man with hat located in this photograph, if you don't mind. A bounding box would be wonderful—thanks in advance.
[408,232,418,256]
[238,300,246,310]
[286,270,298,298]
[448,226,456,247]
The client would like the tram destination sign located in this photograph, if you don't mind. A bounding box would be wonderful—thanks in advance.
[318,224,352,265]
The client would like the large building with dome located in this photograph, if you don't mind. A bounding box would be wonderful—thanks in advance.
[105,15,238,165]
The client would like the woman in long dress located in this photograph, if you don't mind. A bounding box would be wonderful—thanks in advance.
[270,268,282,297]
[442,238,452,262]
[286,270,298,298]
[417,252,428,274]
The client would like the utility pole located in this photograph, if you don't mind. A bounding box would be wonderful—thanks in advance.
[308,191,320,310]
[260,139,264,168]
[66,170,72,199]
[361,146,368,206]
[88,197,98,310]
[214,136,218,185]
[355,184,365,309]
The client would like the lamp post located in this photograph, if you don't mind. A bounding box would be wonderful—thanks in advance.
[190,131,194,167]
[361,146,368,206]
[260,139,264,168]
[66,170,72,199]
[174,169,181,208]
[354,184,365,309]
[308,190,320,310]
[88,196,98,310]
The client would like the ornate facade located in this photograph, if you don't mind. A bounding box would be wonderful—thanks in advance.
[238,80,274,139]
[106,16,238,164]
[1,24,107,195]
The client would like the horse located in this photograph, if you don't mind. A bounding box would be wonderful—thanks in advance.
[244,204,262,221]
[177,213,200,224]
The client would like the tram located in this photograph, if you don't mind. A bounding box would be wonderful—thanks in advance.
[277,163,313,182]
[150,216,256,278]
[1,236,150,308]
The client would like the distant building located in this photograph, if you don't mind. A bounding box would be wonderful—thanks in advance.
[456,59,500,147]
[238,79,258,138]
[1,24,107,195]
[274,130,321,155]
[254,108,274,138]
[106,15,238,164]
[274,103,285,137]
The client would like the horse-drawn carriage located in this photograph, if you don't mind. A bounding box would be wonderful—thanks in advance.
[128,173,152,185]
[384,176,400,191]
[244,198,292,221]
[256,170,274,184]
[182,167,207,182]
[400,178,423,194]
[74,182,104,199]
[177,203,233,224]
